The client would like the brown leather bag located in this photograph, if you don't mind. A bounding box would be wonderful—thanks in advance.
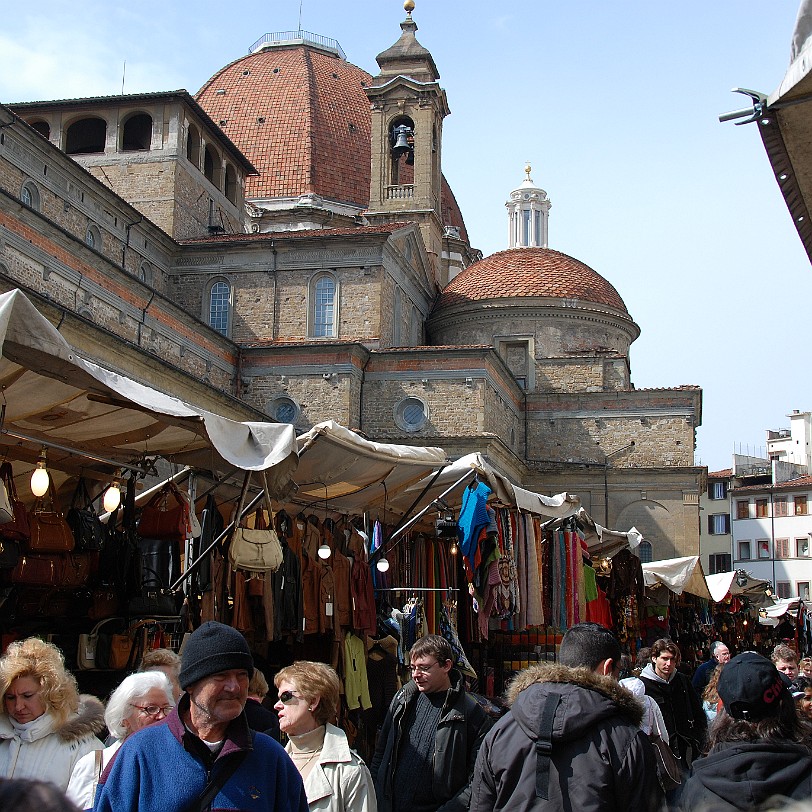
[137,482,191,541]
[27,475,74,553]
[11,553,60,586]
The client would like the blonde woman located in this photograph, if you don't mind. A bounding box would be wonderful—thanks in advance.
[0,638,104,791]
[275,661,376,812]
[67,671,174,810]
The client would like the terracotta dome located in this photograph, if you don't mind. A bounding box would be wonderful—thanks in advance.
[435,247,630,315]
[196,40,468,240]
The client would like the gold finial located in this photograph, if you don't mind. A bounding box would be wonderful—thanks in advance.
[404,0,415,17]
[525,162,532,180]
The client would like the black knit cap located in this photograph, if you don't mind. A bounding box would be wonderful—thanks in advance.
[179,621,254,690]
[717,651,788,721]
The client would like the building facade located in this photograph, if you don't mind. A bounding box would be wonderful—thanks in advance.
[0,9,703,558]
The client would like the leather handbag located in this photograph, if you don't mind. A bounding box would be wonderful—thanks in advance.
[0,479,13,525]
[128,589,180,617]
[0,463,29,544]
[137,482,191,541]
[78,617,125,670]
[60,552,96,588]
[650,733,682,791]
[228,526,283,573]
[88,588,122,620]
[27,476,74,553]
[66,478,105,552]
[109,619,153,670]
[10,553,60,586]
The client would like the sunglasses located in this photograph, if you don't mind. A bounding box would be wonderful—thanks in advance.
[278,690,301,704]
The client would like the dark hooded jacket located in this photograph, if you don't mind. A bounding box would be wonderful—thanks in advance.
[469,663,662,812]
[370,668,492,812]
[679,740,812,811]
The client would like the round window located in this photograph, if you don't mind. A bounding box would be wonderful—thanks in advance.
[269,396,299,425]
[394,396,428,432]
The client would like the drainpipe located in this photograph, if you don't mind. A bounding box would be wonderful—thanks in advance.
[122,215,144,271]
[270,241,278,342]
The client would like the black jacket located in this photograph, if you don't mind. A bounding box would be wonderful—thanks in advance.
[469,663,662,812]
[679,740,812,811]
[370,669,492,812]
[639,665,707,763]
[243,697,280,741]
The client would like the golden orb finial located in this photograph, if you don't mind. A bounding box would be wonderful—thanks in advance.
[404,0,415,17]
[525,163,532,179]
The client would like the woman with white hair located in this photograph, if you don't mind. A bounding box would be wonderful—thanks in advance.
[66,671,174,810]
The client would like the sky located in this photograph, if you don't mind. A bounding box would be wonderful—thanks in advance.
[1,1,810,473]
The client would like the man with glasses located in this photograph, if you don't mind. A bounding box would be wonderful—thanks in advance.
[470,622,661,811]
[94,621,307,812]
[370,634,492,812]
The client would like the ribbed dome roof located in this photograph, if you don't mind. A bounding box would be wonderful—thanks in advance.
[435,247,630,314]
[195,42,468,239]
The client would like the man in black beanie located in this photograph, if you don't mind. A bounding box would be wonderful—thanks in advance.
[95,621,308,812]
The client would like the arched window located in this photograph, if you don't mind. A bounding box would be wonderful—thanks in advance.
[224,164,238,204]
[208,280,231,336]
[85,224,100,249]
[637,540,653,564]
[29,120,50,140]
[122,113,152,151]
[312,274,336,338]
[20,181,40,210]
[139,261,153,286]
[186,123,201,169]
[204,145,220,189]
[65,117,107,154]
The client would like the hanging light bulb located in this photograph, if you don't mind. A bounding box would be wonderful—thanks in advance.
[376,557,390,572]
[30,448,50,497]
[450,541,458,556]
[317,543,332,560]
[103,471,122,513]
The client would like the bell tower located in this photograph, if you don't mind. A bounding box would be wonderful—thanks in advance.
[365,1,449,284]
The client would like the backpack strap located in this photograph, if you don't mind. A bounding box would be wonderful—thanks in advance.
[191,749,247,812]
[535,691,562,800]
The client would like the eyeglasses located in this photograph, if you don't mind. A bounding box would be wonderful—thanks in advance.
[278,690,302,704]
[131,704,172,718]
[409,661,440,675]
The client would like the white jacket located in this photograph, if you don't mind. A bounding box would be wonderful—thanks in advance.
[287,723,377,812]
[0,694,104,791]
[66,739,122,810]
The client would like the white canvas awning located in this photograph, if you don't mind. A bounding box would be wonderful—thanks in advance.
[395,452,581,519]
[705,570,773,605]
[642,556,711,600]
[290,420,450,515]
[0,289,298,494]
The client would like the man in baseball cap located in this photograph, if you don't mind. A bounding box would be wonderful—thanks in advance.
[95,622,307,812]
[678,652,812,810]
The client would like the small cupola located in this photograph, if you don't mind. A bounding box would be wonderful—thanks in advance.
[506,164,551,248]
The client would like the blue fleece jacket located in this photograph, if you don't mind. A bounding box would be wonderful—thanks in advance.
[93,696,307,812]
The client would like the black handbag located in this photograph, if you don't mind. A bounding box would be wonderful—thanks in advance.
[128,589,181,617]
[0,538,20,569]
[66,479,105,552]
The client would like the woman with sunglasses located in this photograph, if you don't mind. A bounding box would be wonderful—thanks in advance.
[67,671,174,810]
[0,638,104,791]
[274,661,376,812]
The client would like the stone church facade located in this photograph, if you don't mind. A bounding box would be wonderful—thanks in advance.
[0,7,703,559]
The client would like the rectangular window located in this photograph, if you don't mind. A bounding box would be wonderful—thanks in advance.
[796,495,808,516]
[777,581,792,599]
[797,538,811,558]
[758,539,771,559]
[774,497,788,517]
[708,514,730,535]
[708,553,731,575]
[522,210,531,245]
[710,481,727,500]
[736,500,750,520]
[799,582,811,602]
[776,538,790,559]
[738,540,751,560]
[755,499,769,518]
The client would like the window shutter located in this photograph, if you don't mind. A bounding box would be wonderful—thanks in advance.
[723,514,730,534]
[707,515,714,534]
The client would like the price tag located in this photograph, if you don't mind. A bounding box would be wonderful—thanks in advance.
[325,602,334,616]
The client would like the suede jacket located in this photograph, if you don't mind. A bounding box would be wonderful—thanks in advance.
[370,670,492,812]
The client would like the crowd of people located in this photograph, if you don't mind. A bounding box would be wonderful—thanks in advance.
[0,623,811,811]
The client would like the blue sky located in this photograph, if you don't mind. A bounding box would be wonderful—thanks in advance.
[1,1,809,472]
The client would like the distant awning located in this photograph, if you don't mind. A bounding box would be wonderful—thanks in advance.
[0,289,298,494]
[642,556,711,600]
[706,570,773,605]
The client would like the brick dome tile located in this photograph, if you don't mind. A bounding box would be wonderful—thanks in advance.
[436,247,630,314]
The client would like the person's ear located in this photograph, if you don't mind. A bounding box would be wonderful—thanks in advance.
[440,658,453,673]
[596,658,614,677]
